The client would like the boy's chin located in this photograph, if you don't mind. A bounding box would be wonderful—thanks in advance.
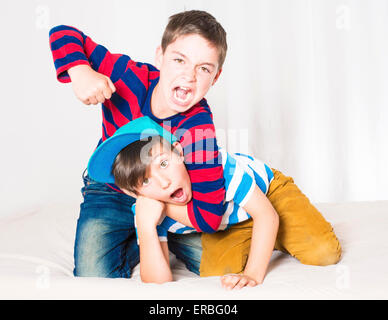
[169,104,193,114]
[167,198,191,206]
[167,200,187,206]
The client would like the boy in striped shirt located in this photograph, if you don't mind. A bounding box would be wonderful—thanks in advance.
[88,116,342,288]
[49,11,228,278]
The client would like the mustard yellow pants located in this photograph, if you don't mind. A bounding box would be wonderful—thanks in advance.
[199,169,342,276]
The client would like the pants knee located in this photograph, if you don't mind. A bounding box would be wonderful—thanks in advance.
[73,218,136,278]
[298,238,342,266]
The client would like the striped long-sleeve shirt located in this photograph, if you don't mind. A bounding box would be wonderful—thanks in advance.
[49,25,225,233]
[132,148,275,242]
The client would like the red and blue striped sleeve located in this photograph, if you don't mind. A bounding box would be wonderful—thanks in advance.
[174,108,226,233]
[49,25,127,83]
[48,25,159,141]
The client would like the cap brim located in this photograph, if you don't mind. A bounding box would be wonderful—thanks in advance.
[87,116,178,184]
[87,133,157,184]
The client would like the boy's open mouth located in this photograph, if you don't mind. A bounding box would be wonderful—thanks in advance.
[172,86,192,106]
[170,187,187,203]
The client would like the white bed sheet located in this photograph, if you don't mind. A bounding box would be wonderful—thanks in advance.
[0,200,387,300]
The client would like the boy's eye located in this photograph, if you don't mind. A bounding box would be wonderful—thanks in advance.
[160,160,169,168]
[143,178,150,186]
[174,58,184,64]
[201,66,210,73]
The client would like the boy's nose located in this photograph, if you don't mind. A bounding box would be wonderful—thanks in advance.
[156,174,171,189]
[183,67,196,82]
[160,179,171,189]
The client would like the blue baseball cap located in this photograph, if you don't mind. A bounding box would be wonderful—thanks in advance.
[87,116,178,184]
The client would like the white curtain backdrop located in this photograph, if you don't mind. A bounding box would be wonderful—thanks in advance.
[1,0,387,216]
[208,0,388,204]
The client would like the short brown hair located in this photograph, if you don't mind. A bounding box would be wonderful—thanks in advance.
[161,10,227,70]
[112,136,179,195]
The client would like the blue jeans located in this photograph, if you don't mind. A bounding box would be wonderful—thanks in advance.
[74,170,202,278]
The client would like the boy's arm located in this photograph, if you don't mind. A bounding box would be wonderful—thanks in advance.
[49,25,129,105]
[242,185,279,283]
[135,196,173,283]
[222,185,279,289]
[166,111,225,233]
[137,228,172,284]
[49,25,90,82]
[49,25,124,83]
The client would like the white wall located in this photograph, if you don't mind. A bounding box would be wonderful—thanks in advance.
[1,0,387,216]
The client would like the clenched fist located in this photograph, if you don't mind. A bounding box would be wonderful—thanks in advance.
[68,64,116,105]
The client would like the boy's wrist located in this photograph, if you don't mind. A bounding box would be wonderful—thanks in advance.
[243,269,264,285]
[137,225,159,246]
[137,221,158,234]
[67,64,92,80]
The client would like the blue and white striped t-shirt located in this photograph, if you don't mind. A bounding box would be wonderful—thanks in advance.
[132,148,274,242]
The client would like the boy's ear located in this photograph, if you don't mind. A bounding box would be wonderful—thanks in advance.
[172,141,184,159]
[155,45,163,70]
[212,68,222,86]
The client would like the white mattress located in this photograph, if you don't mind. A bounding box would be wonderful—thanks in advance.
[0,200,387,300]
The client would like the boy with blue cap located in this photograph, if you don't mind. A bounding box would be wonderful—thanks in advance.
[88,116,342,289]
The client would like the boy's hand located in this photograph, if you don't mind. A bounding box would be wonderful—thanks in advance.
[221,274,258,290]
[68,65,116,105]
[135,196,166,229]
